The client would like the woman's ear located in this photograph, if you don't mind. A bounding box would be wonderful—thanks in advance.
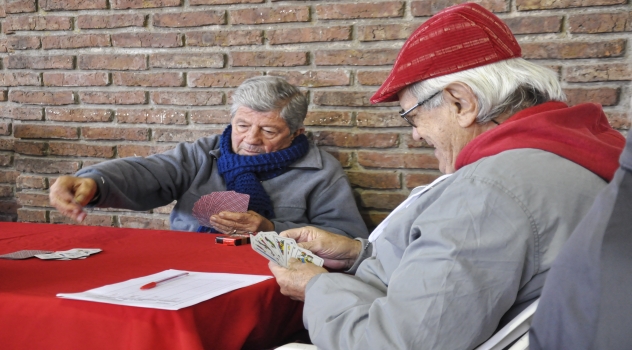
[443,82,479,128]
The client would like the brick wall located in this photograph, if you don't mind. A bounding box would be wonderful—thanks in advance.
[0,0,630,230]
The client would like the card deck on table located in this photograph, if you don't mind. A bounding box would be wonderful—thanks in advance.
[250,231,324,268]
[34,248,102,260]
[192,191,250,228]
[0,250,54,260]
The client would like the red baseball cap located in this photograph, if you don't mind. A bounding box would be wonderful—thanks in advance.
[370,3,521,104]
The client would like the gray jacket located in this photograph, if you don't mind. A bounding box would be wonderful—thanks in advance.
[303,149,607,349]
[77,135,369,238]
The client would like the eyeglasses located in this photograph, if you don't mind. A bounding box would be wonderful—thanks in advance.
[399,91,441,127]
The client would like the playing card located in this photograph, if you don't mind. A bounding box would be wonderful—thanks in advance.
[289,246,324,267]
[35,248,102,261]
[192,191,250,228]
[0,250,54,260]
[250,231,323,268]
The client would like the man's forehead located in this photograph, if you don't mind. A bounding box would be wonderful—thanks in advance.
[233,107,287,126]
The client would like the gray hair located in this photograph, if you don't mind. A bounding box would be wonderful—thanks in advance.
[230,76,308,133]
[408,58,566,124]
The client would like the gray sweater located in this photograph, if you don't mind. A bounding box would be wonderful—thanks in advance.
[77,135,369,238]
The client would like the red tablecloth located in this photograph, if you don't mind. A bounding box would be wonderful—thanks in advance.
[0,222,305,350]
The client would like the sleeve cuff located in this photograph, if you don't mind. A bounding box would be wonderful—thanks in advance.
[345,238,372,274]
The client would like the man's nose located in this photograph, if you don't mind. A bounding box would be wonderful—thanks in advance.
[412,126,422,141]
[244,127,262,144]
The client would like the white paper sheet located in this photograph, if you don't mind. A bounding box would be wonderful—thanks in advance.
[57,269,272,310]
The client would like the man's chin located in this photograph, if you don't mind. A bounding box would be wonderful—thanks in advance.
[238,150,264,156]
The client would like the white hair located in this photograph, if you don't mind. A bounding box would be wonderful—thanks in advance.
[408,58,566,123]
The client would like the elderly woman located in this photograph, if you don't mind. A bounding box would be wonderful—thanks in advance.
[268,3,625,349]
[50,76,368,239]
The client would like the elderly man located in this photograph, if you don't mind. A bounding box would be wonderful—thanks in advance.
[50,76,368,239]
[269,3,625,349]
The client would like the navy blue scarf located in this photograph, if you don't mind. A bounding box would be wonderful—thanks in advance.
[197,125,309,232]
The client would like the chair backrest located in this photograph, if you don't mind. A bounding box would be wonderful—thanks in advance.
[475,299,538,350]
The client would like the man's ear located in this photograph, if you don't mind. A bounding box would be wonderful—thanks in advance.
[292,127,305,138]
[443,82,479,128]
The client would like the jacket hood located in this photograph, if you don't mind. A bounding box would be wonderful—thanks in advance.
[455,101,625,182]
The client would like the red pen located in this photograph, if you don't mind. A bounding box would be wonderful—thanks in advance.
[140,272,189,290]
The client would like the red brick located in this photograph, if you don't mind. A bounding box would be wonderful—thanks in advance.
[6,0,36,13]
[18,209,47,223]
[111,33,182,48]
[82,127,149,141]
[268,26,351,45]
[516,0,625,11]
[357,70,390,86]
[268,70,350,87]
[15,158,80,173]
[186,30,262,47]
[358,150,439,169]
[0,122,10,136]
[40,0,107,10]
[0,184,14,197]
[150,53,223,69]
[405,172,442,188]
[42,34,111,49]
[0,139,15,151]
[191,0,263,4]
[360,192,408,210]
[14,124,78,139]
[606,111,631,130]
[569,12,632,34]
[9,90,75,105]
[6,55,73,69]
[317,2,404,20]
[45,108,112,122]
[304,111,352,127]
[79,91,147,105]
[0,107,43,120]
[521,39,626,59]
[49,142,116,158]
[188,71,261,88]
[231,6,309,24]
[564,63,632,83]
[357,23,419,41]
[325,150,353,167]
[0,36,41,52]
[50,211,114,226]
[152,128,222,142]
[347,171,400,189]
[0,72,41,86]
[17,192,50,207]
[153,10,225,27]
[0,170,20,183]
[312,131,399,148]
[3,15,72,33]
[43,72,109,87]
[315,49,399,66]
[116,109,187,125]
[0,4,4,17]
[77,14,145,29]
[503,15,563,34]
[0,90,6,101]
[153,201,176,214]
[361,212,388,230]
[313,91,376,107]
[411,0,509,16]
[79,54,147,70]
[231,51,308,67]
[0,153,13,166]
[357,111,409,128]
[151,91,223,106]
[190,109,231,124]
[564,87,619,107]
[111,0,181,9]
[117,144,175,158]
[112,72,183,87]
[16,174,47,189]
[14,140,47,156]
[119,215,169,230]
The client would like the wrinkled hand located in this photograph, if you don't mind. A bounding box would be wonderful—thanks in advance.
[49,176,98,223]
[269,259,327,301]
[208,210,274,234]
[281,226,362,270]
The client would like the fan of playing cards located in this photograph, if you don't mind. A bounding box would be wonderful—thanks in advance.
[35,248,102,260]
[250,231,324,268]
[192,191,250,228]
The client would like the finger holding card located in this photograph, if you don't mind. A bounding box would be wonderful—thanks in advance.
[209,210,274,234]
[268,259,327,301]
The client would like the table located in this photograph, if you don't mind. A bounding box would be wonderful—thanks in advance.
[0,222,306,350]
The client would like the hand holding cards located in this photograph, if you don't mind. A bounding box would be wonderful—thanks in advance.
[192,191,250,228]
[250,231,324,268]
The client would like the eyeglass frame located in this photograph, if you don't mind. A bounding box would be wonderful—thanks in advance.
[399,91,441,127]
